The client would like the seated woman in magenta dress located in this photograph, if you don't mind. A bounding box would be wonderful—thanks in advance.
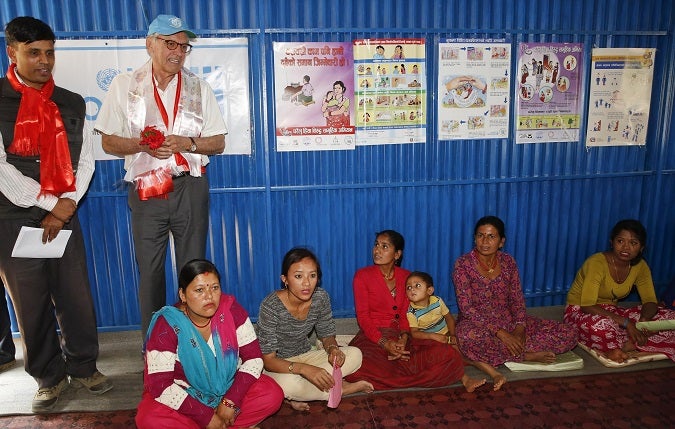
[565,219,675,363]
[345,230,486,392]
[135,259,283,429]
[453,216,578,370]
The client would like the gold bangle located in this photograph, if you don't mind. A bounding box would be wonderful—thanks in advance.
[220,398,240,416]
[326,344,339,353]
[288,362,295,374]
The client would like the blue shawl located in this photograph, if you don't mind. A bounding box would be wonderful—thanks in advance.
[146,296,239,408]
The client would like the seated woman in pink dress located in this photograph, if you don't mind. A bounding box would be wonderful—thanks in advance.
[565,219,675,363]
[453,216,578,373]
[135,259,283,429]
[345,230,486,392]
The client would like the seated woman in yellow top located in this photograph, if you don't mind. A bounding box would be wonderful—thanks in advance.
[564,219,675,363]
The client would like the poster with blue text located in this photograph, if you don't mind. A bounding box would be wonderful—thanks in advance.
[353,38,426,145]
[54,38,251,159]
[585,48,655,147]
[437,38,511,140]
[515,42,583,143]
[273,42,355,152]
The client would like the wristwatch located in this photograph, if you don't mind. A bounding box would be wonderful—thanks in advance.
[188,137,197,152]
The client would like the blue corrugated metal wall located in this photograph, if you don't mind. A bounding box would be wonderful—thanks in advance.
[1,0,674,331]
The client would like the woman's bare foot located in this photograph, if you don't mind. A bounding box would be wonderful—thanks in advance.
[622,342,637,352]
[342,380,374,395]
[461,374,486,392]
[285,399,310,411]
[471,361,506,391]
[491,373,507,391]
[524,351,556,363]
[603,348,629,363]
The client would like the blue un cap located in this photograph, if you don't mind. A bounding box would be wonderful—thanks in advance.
[147,15,196,39]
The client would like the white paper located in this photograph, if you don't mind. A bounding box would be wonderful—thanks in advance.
[636,319,675,331]
[11,226,72,258]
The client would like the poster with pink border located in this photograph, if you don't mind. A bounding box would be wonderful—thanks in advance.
[515,42,583,143]
[273,42,355,152]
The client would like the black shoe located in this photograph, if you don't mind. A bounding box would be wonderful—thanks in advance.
[0,358,16,374]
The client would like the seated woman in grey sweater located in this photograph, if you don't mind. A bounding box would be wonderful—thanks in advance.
[255,247,373,411]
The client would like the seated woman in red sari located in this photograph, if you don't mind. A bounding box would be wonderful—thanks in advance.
[135,259,283,429]
[453,216,578,374]
[345,230,486,392]
[565,219,675,363]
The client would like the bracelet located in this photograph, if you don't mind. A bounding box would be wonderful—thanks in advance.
[326,344,339,353]
[288,362,295,374]
[220,398,240,416]
[377,337,388,348]
[622,318,630,329]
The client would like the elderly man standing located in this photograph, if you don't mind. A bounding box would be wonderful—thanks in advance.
[96,15,226,337]
[0,16,112,412]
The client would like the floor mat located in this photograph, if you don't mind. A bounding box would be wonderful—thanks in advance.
[577,342,668,368]
[504,350,584,372]
[1,367,673,428]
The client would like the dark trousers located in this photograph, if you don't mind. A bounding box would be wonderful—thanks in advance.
[0,215,99,387]
[0,280,15,363]
[129,174,209,338]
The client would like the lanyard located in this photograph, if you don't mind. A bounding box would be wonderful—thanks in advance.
[152,69,182,129]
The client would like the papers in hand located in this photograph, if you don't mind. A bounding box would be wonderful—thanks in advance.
[11,226,72,258]
[635,319,675,331]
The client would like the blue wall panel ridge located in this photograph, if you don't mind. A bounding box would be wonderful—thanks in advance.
[0,0,673,332]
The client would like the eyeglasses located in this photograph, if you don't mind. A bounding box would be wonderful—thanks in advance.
[156,37,192,53]
[475,232,499,241]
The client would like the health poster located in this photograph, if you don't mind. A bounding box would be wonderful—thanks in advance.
[586,48,655,147]
[515,42,583,143]
[273,42,355,152]
[437,38,511,140]
[353,38,426,145]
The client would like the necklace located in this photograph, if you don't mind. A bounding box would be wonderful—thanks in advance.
[475,250,498,274]
[610,255,631,283]
[185,309,211,329]
[381,268,395,281]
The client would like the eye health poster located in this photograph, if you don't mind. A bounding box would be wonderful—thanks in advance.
[437,38,511,140]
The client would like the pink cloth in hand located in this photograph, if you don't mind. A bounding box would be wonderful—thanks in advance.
[327,360,342,408]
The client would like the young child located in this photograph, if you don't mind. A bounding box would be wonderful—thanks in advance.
[405,271,507,391]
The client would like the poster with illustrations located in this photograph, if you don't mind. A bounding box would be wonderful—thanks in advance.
[273,42,355,152]
[515,42,583,143]
[437,38,511,140]
[585,48,655,147]
[353,38,426,145]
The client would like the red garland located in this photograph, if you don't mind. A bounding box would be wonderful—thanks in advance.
[139,125,165,150]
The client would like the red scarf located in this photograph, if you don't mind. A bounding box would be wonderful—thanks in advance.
[6,63,75,197]
[152,69,188,170]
